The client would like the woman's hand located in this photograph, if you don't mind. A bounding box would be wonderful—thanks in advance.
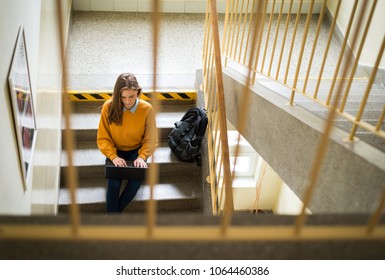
[134,157,147,168]
[112,157,127,167]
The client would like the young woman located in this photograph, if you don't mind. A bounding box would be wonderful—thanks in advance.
[97,73,158,212]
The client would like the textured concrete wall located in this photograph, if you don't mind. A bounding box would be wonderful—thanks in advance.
[222,68,385,214]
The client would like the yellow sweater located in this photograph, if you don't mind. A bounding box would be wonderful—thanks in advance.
[97,98,158,161]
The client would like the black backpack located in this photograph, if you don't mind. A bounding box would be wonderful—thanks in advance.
[167,107,208,166]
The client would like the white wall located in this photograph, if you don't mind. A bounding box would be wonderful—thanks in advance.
[274,183,311,215]
[0,0,41,215]
[0,0,71,215]
[327,0,385,71]
[72,0,325,13]
[72,0,227,12]
[230,165,283,211]
[229,164,310,215]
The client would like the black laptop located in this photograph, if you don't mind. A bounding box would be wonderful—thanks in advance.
[105,158,147,180]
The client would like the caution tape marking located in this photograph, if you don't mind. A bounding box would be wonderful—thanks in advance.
[67,91,196,101]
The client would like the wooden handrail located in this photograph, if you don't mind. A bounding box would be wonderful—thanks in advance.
[295,0,369,235]
[221,0,384,143]
[146,0,162,237]
[209,0,234,233]
[2,0,385,245]
[56,0,80,236]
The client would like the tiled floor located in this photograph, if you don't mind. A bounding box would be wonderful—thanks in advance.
[67,11,209,90]
[66,11,372,101]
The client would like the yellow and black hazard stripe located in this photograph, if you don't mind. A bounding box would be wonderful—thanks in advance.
[141,92,196,101]
[67,91,112,101]
[67,90,196,102]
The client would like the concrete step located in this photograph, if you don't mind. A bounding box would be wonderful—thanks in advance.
[296,100,385,112]
[333,119,385,133]
[62,142,188,167]
[354,132,385,153]
[309,108,381,121]
[262,75,384,92]
[65,105,193,142]
[311,110,385,151]
[302,84,385,96]
[61,142,199,179]
[296,102,384,137]
[72,126,173,144]
[58,172,202,213]
[259,78,385,114]
[327,119,385,153]
[290,93,385,105]
[61,161,200,186]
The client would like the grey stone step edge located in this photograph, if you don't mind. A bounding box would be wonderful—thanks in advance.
[59,173,201,204]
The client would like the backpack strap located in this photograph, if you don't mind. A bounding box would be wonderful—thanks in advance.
[191,108,208,166]
[195,108,208,138]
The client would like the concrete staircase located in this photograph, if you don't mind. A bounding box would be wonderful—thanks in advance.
[295,79,385,152]
[59,98,203,213]
[223,67,385,214]
[257,76,385,152]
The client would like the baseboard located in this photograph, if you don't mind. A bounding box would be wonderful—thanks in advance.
[324,6,384,82]
[361,65,385,84]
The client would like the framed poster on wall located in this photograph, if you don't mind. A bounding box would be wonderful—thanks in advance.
[8,25,37,191]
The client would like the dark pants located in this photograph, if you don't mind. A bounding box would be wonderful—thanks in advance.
[106,149,142,213]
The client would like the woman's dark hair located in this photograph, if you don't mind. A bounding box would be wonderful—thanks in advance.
[108,73,142,125]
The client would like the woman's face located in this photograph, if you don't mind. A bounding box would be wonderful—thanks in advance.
[121,88,138,110]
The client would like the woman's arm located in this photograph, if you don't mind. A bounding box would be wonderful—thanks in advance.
[138,105,158,161]
[97,102,118,161]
